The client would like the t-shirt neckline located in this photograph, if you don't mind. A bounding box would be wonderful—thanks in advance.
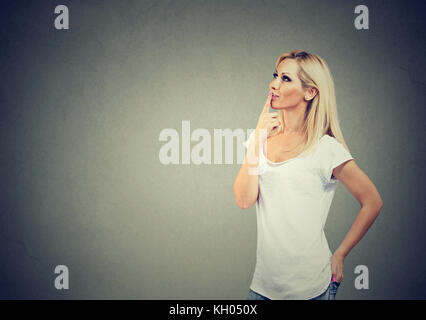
[261,141,303,166]
[261,134,328,166]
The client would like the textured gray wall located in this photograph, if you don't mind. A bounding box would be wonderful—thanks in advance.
[0,0,425,299]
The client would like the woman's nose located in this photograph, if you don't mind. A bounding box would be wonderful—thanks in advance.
[270,79,279,89]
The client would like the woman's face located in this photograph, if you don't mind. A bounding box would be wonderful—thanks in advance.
[269,58,307,110]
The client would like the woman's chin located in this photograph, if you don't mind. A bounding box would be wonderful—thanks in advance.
[271,100,281,109]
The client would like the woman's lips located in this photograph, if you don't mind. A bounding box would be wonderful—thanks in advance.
[272,95,279,100]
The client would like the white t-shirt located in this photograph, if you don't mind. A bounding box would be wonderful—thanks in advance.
[243,132,354,300]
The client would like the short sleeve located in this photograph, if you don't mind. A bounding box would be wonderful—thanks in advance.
[319,136,354,184]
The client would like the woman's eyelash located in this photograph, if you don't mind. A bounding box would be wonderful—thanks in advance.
[273,73,291,81]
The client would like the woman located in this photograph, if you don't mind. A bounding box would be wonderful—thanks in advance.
[233,50,383,300]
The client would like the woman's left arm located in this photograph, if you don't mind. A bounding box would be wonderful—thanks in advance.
[330,159,383,283]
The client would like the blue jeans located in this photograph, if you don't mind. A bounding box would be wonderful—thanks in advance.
[247,280,341,300]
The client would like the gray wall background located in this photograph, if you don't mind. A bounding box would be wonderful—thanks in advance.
[1,0,425,299]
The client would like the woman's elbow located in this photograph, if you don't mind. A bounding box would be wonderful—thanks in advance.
[233,182,257,209]
[364,196,383,214]
[235,199,255,210]
[234,192,256,210]
[376,198,383,212]
[235,200,246,210]
[375,192,384,211]
[234,192,250,209]
[234,190,254,209]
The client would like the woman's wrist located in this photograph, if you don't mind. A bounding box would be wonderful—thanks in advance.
[333,250,346,260]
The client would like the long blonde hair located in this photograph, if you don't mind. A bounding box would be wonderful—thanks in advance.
[271,50,351,156]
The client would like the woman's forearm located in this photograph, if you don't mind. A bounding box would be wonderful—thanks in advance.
[334,201,383,259]
[233,130,264,209]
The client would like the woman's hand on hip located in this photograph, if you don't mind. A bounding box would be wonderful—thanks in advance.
[330,253,344,283]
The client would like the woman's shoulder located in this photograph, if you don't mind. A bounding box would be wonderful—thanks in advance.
[319,134,340,145]
[317,134,350,157]
[315,134,339,154]
[318,134,333,146]
[320,134,334,141]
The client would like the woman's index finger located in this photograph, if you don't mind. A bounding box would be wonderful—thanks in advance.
[262,92,272,113]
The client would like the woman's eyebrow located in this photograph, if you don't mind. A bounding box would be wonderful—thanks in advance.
[275,70,293,76]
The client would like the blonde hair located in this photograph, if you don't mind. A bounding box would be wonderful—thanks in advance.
[271,50,351,156]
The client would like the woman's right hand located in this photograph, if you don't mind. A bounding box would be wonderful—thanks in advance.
[255,91,281,142]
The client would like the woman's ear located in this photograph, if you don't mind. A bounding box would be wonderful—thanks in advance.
[304,87,318,101]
